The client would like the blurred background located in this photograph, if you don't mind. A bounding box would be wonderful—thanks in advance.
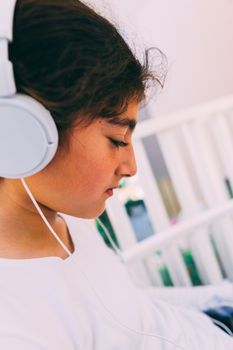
[91,0,233,115]
[88,0,233,287]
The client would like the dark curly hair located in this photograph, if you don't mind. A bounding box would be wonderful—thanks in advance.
[10,0,164,146]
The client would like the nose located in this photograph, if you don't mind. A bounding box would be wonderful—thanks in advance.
[116,144,137,178]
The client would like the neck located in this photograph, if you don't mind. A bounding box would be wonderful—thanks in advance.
[0,179,73,259]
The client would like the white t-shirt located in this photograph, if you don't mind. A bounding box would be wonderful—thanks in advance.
[0,214,232,350]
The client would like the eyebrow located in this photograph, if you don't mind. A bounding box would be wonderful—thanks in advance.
[107,117,137,131]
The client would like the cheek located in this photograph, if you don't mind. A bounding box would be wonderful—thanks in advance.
[71,153,116,194]
[52,136,119,195]
[75,160,110,190]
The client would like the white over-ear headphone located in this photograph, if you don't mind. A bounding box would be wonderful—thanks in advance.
[0,0,58,179]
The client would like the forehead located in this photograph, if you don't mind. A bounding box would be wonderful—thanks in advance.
[69,100,139,141]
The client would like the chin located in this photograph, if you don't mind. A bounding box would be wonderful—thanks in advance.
[66,203,106,220]
[86,206,106,220]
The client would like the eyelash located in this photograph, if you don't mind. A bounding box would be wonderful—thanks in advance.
[109,138,128,148]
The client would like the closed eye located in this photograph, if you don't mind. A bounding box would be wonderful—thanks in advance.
[109,138,128,148]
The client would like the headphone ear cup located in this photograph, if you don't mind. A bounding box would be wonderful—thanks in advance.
[0,93,58,178]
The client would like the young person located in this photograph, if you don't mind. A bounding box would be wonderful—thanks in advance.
[0,0,232,348]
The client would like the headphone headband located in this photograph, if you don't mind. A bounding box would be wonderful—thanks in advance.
[0,0,59,178]
[0,0,17,41]
[0,0,17,97]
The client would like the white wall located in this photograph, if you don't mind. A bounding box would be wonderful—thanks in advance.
[91,0,233,117]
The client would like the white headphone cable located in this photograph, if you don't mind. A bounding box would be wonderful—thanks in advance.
[95,217,188,349]
[96,217,160,289]
[20,178,72,257]
[96,218,233,342]
[20,184,230,346]
[21,178,118,260]
[96,217,123,259]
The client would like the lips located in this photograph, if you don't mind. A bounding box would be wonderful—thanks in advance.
[106,189,113,196]
[105,186,118,196]
[107,184,119,191]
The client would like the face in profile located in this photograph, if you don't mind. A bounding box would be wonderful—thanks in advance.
[25,100,139,219]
